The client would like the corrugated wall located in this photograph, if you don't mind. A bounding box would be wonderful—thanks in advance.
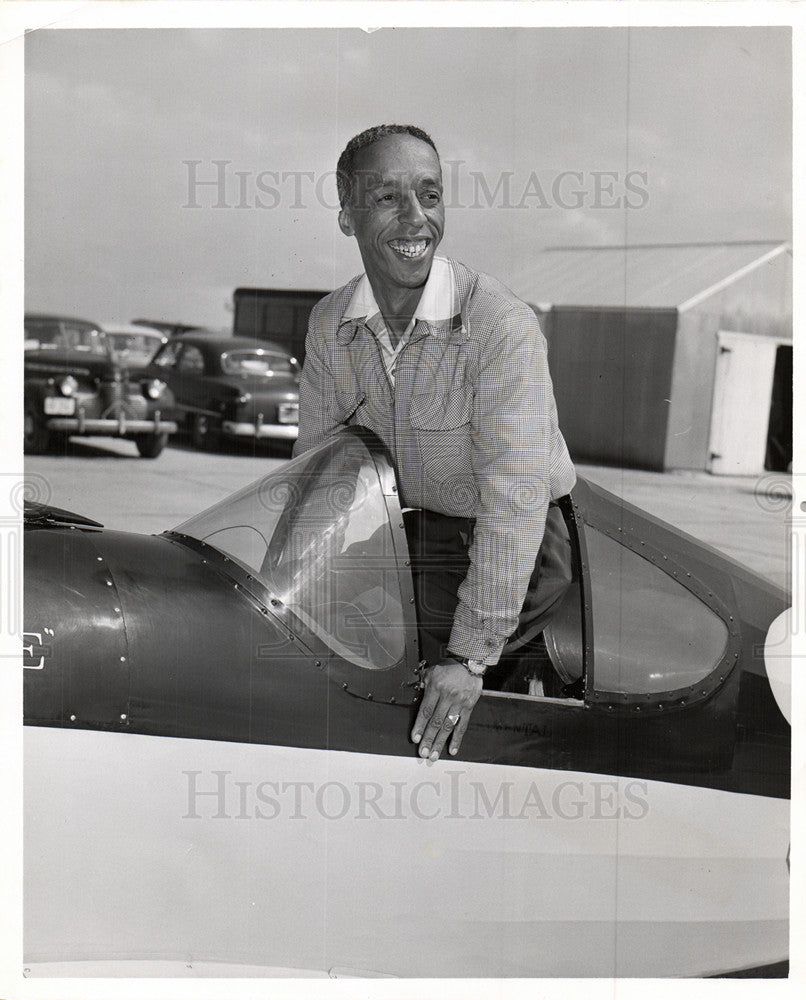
[663,308,716,470]
[543,307,678,470]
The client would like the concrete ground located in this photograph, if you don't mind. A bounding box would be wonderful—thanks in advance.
[24,436,793,592]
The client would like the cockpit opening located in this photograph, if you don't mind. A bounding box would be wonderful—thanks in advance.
[172,429,733,712]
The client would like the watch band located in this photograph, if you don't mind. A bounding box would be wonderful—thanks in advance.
[449,653,487,676]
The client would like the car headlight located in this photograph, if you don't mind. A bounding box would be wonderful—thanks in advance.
[59,375,79,396]
[236,392,252,405]
[145,379,167,400]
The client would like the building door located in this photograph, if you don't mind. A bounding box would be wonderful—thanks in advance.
[707,331,791,476]
[765,345,793,472]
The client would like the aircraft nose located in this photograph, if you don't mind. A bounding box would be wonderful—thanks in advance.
[763,606,791,724]
[24,526,130,726]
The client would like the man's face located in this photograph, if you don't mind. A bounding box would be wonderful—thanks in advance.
[339,134,445,299]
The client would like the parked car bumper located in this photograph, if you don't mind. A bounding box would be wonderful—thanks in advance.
[222,420,299,440]
[47,411,177,436]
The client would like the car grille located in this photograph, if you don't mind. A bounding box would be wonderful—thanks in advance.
[99,376,146,419]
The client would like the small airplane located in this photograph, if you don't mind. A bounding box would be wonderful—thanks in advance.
[23,427,790,977]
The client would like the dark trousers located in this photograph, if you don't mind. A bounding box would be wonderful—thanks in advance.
[403,502,573,672]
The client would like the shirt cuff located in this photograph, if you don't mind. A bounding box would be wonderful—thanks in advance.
[447,623,506,666]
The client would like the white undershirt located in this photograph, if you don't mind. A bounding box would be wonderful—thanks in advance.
[341,256,459,386]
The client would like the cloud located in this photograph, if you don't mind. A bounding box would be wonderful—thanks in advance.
[24,26,791,325]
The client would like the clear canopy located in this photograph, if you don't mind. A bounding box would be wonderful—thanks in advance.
[586,527,729,694]
[174,433,406,671]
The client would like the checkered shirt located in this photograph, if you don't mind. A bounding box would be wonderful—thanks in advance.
[295,257,576,664]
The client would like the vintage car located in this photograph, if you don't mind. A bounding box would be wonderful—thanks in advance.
[24,313,178,458]
[23,428,791,978]
[146,332,300,450]
[101,322,168,372]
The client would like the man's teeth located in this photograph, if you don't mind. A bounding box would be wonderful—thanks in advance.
[389,240,429,259]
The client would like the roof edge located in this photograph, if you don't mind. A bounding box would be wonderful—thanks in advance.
[544,240,789,252]
[677,243,792,313]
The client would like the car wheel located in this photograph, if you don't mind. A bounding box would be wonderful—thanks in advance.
[191,413,221,451]
[24,406,52,455]
[50,431,69,456]
[134,432,168,458]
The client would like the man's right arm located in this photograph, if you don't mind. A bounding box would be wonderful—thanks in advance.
[293,305,340,457]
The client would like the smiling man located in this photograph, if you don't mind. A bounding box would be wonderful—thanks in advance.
[295,124,576,760]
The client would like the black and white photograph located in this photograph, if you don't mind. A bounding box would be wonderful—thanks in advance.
[1,1,802,995]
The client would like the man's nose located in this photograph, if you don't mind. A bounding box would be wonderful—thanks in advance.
[399,191,427,227]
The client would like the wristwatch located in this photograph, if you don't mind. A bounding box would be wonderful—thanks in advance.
[448,653,488,677]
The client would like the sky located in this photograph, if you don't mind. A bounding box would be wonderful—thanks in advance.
[23,24,792,328]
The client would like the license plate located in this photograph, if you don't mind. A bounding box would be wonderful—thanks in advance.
[44,396,76,416]
[278,403,299,424]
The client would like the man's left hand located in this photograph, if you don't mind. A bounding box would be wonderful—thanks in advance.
[411,660,483,761]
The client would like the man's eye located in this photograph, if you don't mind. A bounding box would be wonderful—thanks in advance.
[378,193,396,204]
[422,191,441,203]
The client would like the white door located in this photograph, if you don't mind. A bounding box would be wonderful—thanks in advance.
[707,330,784,476]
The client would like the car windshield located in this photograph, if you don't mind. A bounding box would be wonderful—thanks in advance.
[24,318,108,355]
[173,433,406,670]
[221,350,297,377]
[107,332,164,363]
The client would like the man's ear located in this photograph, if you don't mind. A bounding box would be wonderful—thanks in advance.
[338,206,354,237]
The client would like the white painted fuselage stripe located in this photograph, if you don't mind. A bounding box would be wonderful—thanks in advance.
[24,727,789,977]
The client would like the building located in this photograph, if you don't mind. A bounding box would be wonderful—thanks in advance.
[515,242,792,473]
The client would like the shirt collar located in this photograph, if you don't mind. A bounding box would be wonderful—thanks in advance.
[338,256,466,344]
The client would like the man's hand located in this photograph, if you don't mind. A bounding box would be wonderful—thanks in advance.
[411,660,483,761]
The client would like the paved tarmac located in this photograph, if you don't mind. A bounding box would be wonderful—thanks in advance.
[24,435,792,592]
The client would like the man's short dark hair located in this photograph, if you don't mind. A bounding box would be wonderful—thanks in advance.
[336,124,439,208]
